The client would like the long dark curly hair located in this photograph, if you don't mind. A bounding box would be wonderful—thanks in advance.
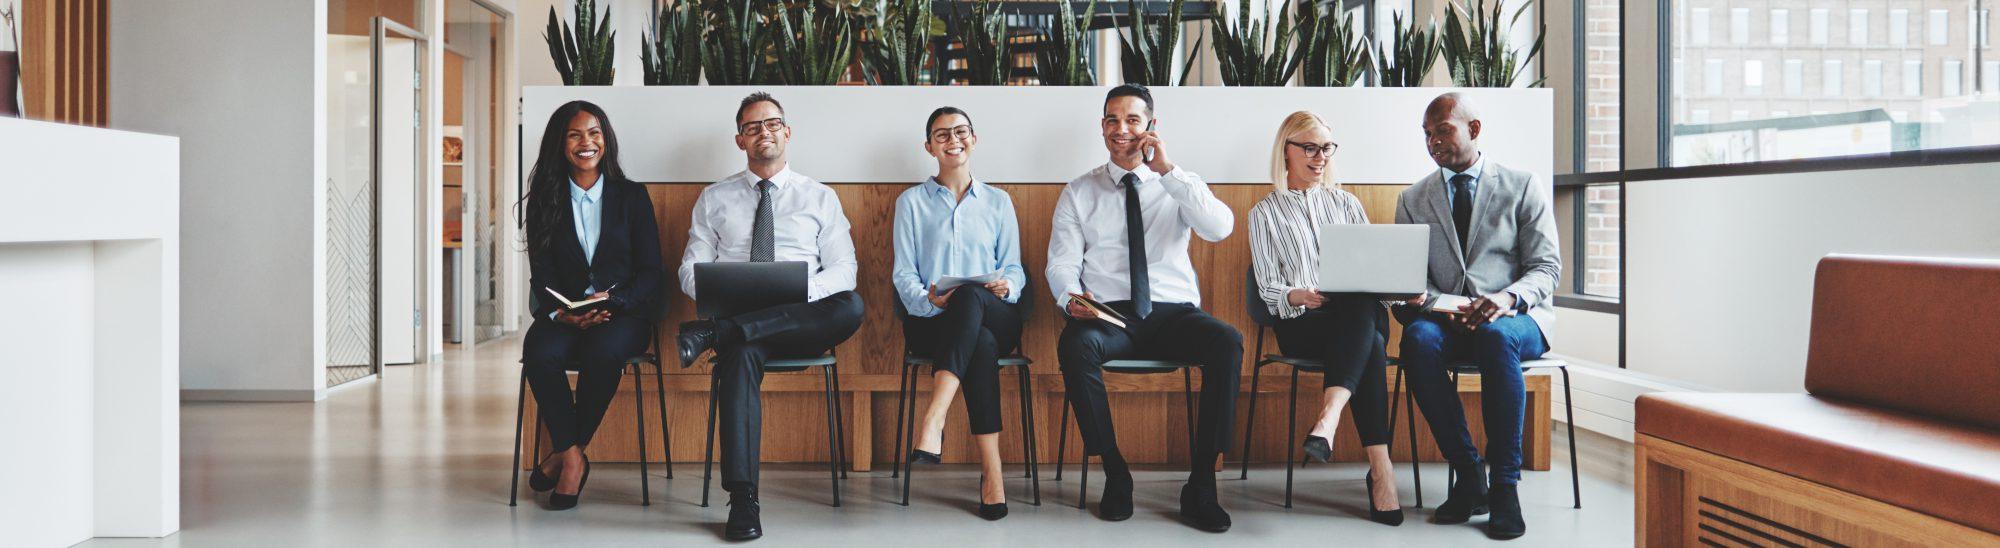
[517,100,627,260]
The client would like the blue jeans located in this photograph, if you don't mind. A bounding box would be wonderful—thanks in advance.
[1400,312,1548,486]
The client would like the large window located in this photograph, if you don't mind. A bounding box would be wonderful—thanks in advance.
[1570,0,1623,300]
[1667,1,2000,168]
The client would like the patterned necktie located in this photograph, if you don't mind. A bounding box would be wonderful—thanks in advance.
[751,179,776,262]
[1122,173,1152,319]
[1450,173,1474,255]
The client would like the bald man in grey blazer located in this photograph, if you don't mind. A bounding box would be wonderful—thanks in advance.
[1392,92,1560,541]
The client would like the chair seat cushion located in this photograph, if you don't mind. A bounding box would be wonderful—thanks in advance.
[1260,355,1325,371]
[764,353,837,372]
[903,354,1033,368]
[1103,359,1192,373]
[1637,392,2000,532]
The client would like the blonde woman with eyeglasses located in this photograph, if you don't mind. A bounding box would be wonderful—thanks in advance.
[1246,110,1403,526]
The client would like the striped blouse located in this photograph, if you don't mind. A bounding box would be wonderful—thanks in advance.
[1248,185,1372,319]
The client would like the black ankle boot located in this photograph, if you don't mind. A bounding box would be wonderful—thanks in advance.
[1432,461,1489,524]
[1178,482,1232,532]
[725,489,763,540]
[1097,472,1134,521]
[676,320,719,365]
[1485,484,1526,540]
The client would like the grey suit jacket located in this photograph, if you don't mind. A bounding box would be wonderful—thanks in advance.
[1394,159,1562,338]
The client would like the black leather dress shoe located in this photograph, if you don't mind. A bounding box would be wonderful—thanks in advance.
[1485,484,1526,540]
[1432,461,1490,524]
[677,320,719,365]
[725,490,763,541]
[1097,475,1134,521]
[977,502,1009,521]
[1178,483,1232,532]
[907,449,941,465]
[1302,435,1333,464]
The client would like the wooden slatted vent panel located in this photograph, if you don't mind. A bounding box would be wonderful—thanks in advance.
[1696,496,1850,548]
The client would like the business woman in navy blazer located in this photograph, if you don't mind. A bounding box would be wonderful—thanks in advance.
[517,100,666,510]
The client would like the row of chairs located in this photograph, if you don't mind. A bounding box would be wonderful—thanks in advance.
[507,276,1580,510]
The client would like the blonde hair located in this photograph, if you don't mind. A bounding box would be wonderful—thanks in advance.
[1268,110,1337,194]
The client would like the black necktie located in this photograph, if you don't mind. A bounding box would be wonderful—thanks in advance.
[751,179,775,262]
[1450,173,1474,254]
[1122,173,1151,319]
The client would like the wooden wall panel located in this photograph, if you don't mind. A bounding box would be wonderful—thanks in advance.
[19,0,107,126]
[524,182,1554,472]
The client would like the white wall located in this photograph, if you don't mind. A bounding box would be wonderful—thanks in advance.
[522,86,1556,184]
[1626,161,2000,393]
[109,0,329,400]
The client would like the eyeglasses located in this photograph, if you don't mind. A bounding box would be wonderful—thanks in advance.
[1286,141,1339,158]
[929,125,974,143]
[739,117,788,136]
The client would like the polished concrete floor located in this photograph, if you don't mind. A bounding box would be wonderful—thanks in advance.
[86,334,1635,547]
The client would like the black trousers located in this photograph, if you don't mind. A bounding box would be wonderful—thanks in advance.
[1272,295,1392,447]
[521,312,652,453]
[1057,301,1242,466]
[904,289,1023,436]
[715,290,866,494]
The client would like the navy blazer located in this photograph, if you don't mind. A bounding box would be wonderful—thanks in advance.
[528,178,668,321]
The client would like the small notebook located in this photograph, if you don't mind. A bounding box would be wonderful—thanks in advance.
[1067,293,1130,329]
[545,287,610,313]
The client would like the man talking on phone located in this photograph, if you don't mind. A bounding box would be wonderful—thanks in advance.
[1045,84,1242,532]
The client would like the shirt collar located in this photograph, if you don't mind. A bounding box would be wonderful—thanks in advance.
[740,165,797,190]
[922,176,983,200]
[1439,153,1486,185]
[568,174,605,203]
[1106,162,1160,188]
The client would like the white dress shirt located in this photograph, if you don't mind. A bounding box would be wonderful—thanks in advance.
[679,166,858,302]
[1046,162,1234,313]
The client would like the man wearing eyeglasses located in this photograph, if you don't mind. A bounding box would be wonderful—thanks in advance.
[677,91,864,541]
[1046,84,1242,532]
[1393,92,1561,540]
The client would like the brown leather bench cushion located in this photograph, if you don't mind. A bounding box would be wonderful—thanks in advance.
[1807,255,2000,430]
[1637,392,2000,533]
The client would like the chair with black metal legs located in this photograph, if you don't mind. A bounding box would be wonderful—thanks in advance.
[697,348,849,508]
[1412,358,1581,509]
[1234,272,1405,508]
[1052,359,1197,510]
[889,292,1041,507]
[508,326,674,507]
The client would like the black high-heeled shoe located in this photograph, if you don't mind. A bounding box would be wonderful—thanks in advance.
[1364,472,1405,526]
[548,455,591,511]
[907,449,942,465]
[528,455,561,492]
[1303,435,1333,464]
[978,502,1009,521]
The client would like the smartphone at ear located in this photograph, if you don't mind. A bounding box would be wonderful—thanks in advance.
[1142,119,1157,162]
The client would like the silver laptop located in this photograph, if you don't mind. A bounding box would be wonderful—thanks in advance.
[1315,224,1429,300]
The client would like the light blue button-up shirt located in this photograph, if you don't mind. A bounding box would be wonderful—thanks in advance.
[551,175,605,319]
[891,177,1027,317]
[1439,153,1485,210]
